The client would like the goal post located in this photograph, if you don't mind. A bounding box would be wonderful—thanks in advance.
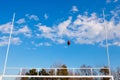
[1,75,114,80]
[1,67,114,80]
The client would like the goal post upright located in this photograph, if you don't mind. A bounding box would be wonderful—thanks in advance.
[103,9,111,76]
[2,13,16,80]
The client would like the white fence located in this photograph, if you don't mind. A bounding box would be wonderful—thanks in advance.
[1,67,114,80]
[4,67,111,76]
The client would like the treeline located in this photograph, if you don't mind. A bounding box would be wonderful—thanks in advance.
[18,64,115,80]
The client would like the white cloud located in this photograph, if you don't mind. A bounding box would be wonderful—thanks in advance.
[0,36,8,46]
[35,42,43,46]
[36,10,120,46]
[11,37,22,45]
[37,17,72,44]
[112,42,120,46]
[73,15,82,25]
[72,13,105,44]
[44,42,51,46]
[72,12,120,46]
[26,14,39,21]
[110,8,120,23]
[0,22,11,34]
[0,36,22,46]
[56,39,65,44]
[106,0,118,3]
[32,41,51,47]
[44,14,48,19]
[16,18,26,24]
[15,25,32,37]
[38,25,56,41]
[114,0,118,2]
[39,25,53,33]
[71,6,78,12]
[106,0,111,3]
[58,17,72,36]
[1,8,120,47]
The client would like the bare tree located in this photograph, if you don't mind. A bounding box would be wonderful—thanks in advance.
[100,66,110,80]
[112,67,120,80]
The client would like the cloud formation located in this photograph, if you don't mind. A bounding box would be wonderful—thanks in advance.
[31,41,51,47]
[106,0,111,3]
[16,18,26,24]
[0,22,11,34]
[71,6,78,12]
[36,11,120,46]
[106,0,118,3]
[15,25,32,37]
[44,14,48,19]
[26,14,39,21]
[0,22,31,46]
[1,7,120,47]
[0,36,21,46]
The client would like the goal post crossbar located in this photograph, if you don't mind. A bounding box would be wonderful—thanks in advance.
[2,75,114,78]
[1,67,114,80]
[6,67,110,70]
[5,67,111,76]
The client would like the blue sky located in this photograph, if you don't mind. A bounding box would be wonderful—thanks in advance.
[0,0,120,74]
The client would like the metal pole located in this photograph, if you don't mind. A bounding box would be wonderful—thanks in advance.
[2,13,15,78]
[103,10,111,75]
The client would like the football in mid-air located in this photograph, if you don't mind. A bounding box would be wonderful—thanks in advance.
[67,40,70,46]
